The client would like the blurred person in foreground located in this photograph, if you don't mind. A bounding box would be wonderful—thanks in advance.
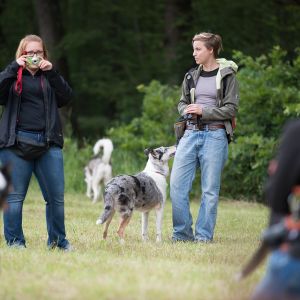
[247,120,300,300]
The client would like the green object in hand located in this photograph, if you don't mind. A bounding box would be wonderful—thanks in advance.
[26,56,41,67]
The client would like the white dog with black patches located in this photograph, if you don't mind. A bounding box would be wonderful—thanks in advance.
[96,145,176,243]
[84,138,113,203]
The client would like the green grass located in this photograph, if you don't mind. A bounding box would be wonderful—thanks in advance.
[0,188,268,300]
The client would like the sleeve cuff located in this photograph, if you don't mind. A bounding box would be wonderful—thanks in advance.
[201,108,209,120]
[10,61,21,72]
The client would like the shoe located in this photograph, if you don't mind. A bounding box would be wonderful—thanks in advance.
[172,237,194,243]
[48,242,58,250]
[60,243,75,252]
[8,243,26,249]
[48,241,74,252]
[194,238,212,244]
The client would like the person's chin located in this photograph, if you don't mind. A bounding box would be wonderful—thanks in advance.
[27,65,39,71]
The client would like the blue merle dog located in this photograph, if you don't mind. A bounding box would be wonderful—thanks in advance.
[96,145,176,243]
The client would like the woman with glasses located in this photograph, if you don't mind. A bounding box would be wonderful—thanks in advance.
[170,32,239,242]
[0,34,73,251]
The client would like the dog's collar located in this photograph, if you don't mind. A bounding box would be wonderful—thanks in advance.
[155,171,165,177]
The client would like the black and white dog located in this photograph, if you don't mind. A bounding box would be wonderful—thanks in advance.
[84,138,113,203]
[0,164,12,210]
[96,145,176,243]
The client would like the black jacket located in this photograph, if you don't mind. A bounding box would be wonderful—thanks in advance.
[265,120,300,224]
[0,61,72,148]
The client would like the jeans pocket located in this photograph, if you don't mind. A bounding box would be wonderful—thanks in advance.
[209,129,226,141]
[182,129,192,139]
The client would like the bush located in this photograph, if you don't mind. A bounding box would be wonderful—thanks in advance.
[233,47,300,139]
[222,134,276,200]
[223,47,300,199]
[63,137,92,192]
[108,80,180,165]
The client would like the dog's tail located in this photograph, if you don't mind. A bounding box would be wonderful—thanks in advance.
[96,204,114,225]
[93,138,114,164]
[96,191,115,225]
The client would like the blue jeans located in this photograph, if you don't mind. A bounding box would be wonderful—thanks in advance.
[170,128,228,241]
[0,134,69,249]
[252,250,300,300]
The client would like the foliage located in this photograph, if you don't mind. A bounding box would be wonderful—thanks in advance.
[1,0,300,199]
[222,134,276,200]
[221,47,300,198]
[63,137,92,192]
[108,81,179,162]
[233,47,300,138]
[1,0,300,137]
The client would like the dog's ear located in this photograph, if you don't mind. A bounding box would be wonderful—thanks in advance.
[144,148,153,157]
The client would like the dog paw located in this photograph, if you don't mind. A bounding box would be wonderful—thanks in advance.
[96,219,102,225]
[156,236,162,243]
[234,272,243,282]
[142,235,149,242]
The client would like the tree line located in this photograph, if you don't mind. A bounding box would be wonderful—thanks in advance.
[0,0,299,141]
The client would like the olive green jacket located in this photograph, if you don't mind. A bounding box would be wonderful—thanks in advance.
[178,58,240,141]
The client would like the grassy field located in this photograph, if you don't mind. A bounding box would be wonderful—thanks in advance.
[0,187,268,300]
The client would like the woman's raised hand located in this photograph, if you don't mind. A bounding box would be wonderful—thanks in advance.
[16,55,27,68]
[39,59,53,71]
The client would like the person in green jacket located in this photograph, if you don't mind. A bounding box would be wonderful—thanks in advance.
[171,32,239,242]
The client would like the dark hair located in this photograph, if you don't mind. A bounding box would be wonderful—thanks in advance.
[192,32,223,58]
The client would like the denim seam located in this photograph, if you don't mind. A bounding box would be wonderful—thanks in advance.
[35,162,55,244]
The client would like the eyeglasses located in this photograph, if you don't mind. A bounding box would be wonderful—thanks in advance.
[24,50,44,56]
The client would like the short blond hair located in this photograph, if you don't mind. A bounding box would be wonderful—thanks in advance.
[15,34,48,59]
[192,32,223,58]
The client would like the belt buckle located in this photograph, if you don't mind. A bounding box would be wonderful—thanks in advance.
[187,122,197,130]
[189,123,198,130]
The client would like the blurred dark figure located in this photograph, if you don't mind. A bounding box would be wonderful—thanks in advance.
[251,120,300,300]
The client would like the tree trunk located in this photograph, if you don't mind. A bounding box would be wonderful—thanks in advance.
[164,0,179,83]
[33,0,82,141]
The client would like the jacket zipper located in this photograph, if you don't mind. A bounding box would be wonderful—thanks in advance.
[15,93,21,143]
[41,76,50,146]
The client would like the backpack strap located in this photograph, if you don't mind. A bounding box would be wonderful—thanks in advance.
[185,67,196,104]
[222,75,227,99]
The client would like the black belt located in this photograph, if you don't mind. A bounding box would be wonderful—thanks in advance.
[186,123,225,131]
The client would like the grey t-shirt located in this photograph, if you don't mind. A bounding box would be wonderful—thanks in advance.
[195,68,223,126]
